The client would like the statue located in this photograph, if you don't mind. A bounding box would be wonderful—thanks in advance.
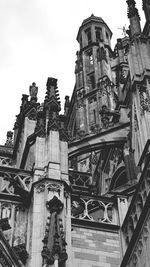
[29,82,38,102]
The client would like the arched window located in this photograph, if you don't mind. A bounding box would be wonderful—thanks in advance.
[85,28,92,45]
[95,27,102,42]
[109,166,128,190]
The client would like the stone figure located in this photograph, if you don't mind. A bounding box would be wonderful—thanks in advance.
[29,82,38,101]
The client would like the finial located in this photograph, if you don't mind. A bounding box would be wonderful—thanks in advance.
[126,0,140,19]
[29,82,38,102]
[44,77,61,112]
[21,94,28,111]
[64,96,70,116]
[126,0,141,37]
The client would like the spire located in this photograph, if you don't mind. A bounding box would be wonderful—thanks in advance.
[44,78,61,112]
[44,78,61,133]
[126,0,141,37]
[142,0,150,21]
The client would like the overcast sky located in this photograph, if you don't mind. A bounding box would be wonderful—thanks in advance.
[0,0,144,144]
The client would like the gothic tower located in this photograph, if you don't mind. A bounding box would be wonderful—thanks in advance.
[1,2,150,267]
[67,14,131,195]
[74,14,114,136]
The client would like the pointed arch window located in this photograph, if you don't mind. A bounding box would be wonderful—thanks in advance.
[88,74,95,90]
[85,28,92,45]
[95,27,102,42]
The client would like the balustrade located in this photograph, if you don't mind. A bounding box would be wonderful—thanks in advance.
[0,169,32,195]
[71,196,114,224]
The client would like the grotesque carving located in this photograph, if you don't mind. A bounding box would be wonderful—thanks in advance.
[5,131,13,147]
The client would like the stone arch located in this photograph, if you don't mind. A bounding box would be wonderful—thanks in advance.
[109,165,127,190]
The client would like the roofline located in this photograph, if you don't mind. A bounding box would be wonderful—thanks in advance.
[77,17,112,42]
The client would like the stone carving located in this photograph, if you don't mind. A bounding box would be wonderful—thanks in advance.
[46,195,63,213]
[5,131,13,147]
[42,197,67,266]
[0,175,14,195]
[29,82,38,102]
[99,105,112,128]
[139,86,150,115]
[35,182,62,195]
[46,183,62,195]
[16,174,32,192]
[35,105,46,137]
[116,65,127,86]
[0,157,12,167]
[48,111,60,132]
[27,108,37,121]
[35,183,45,193]
[59,115,68,142]
[21,94,28,111]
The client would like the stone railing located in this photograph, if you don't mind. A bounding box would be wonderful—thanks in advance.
[0,168,32,195]
[71,195,115,224]
[69,170,118,227]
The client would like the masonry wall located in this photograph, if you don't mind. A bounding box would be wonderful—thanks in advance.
[71,226,121,267]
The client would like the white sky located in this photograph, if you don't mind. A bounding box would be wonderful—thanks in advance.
[0,0,145,144]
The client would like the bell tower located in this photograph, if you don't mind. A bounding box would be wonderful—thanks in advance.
[76,13,112,90]
[72,14,119,137]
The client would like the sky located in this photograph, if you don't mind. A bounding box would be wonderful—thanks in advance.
[0,0,145,144]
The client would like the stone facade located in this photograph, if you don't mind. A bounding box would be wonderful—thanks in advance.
[0,1,150,267]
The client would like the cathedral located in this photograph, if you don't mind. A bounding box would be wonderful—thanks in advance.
[0,0,150,266]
